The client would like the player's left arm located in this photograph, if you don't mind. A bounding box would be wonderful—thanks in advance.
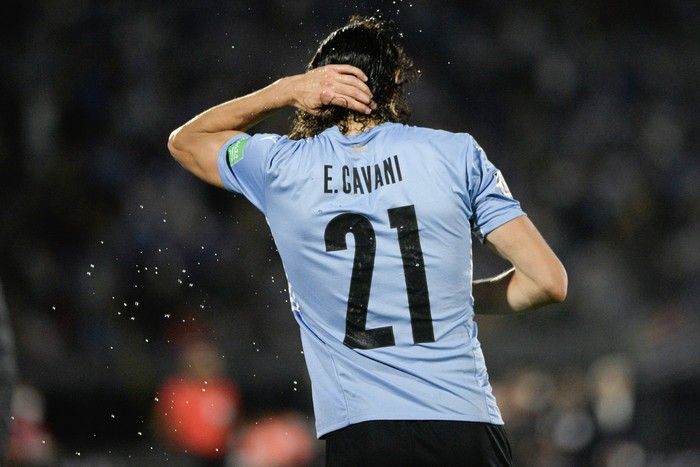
[473,215,567,314]
[167,65,375,187]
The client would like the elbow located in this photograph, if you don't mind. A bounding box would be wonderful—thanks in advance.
[544,266,568,304]
[524,264,567,310]
[167,127,198,171]
[167,128,185,162]
[510,264,568,313]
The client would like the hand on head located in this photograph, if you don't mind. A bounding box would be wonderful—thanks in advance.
[292,64,376,115]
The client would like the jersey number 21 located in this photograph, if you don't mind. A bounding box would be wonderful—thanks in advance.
[325,204,435,350]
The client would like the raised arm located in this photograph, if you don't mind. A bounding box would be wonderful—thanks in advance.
[167,64,375,187]
[473,215,567,314]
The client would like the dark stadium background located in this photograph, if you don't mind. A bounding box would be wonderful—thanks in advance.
[1,0,699,465]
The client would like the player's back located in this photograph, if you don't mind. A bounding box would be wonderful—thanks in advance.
[256,122,513,435]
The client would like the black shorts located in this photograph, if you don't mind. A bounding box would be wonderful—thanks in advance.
[324,420,513,467]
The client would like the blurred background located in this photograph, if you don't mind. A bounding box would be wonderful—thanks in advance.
[1,0,699,465]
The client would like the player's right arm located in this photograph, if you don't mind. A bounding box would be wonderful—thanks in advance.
[473,215,567,314]
[167,65,375,187]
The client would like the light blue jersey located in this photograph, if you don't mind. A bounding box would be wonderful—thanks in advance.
[217,123,525,437]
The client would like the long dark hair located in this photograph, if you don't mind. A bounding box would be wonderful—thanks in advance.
[289,16,417,139]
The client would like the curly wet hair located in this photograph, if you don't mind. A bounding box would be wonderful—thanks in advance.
[288,16,417,140]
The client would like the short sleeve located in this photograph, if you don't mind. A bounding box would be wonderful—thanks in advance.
[217,133,281,213]
[467,136,526,243]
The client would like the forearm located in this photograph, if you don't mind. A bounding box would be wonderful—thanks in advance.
[173,62,374,138]
[473,266,564,315]
[177,77,296,136]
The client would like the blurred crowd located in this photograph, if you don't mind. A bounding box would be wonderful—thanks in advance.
[1,0,699,465]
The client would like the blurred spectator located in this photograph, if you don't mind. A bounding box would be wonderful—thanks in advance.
[6,383,56,466]
[587,354,636,435]
[233,411,317,467]
[0,280,17,463]
[153,339,241,466]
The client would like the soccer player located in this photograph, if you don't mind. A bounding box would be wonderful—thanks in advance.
[168,16,567,467]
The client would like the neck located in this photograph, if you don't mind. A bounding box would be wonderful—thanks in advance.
[342,118,381,136]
